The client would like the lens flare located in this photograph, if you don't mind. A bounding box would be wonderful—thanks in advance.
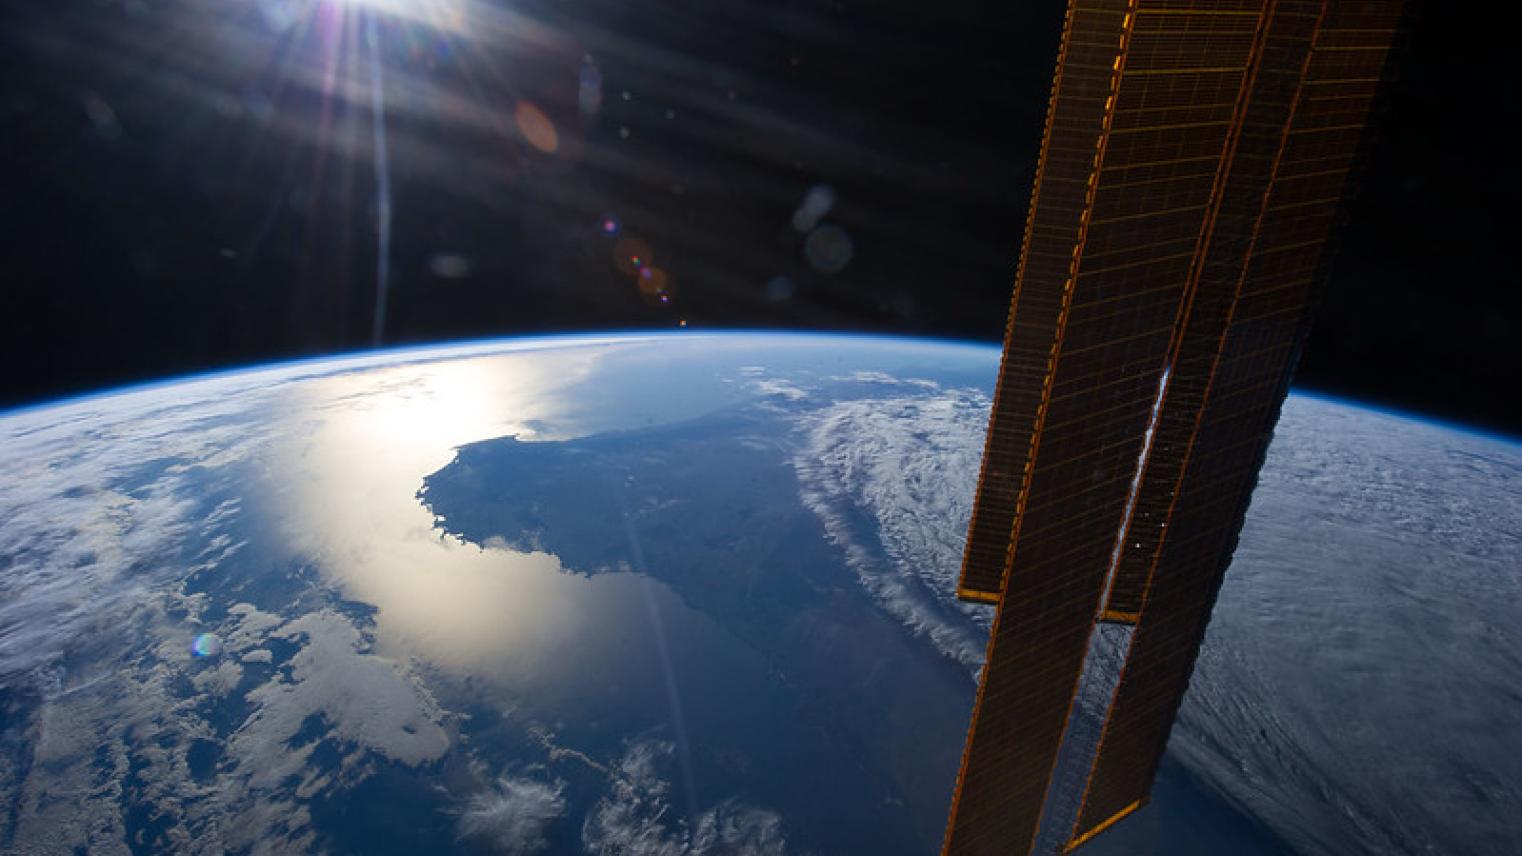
[191,633,223,658]
[638,267,671,305]
[514,101,559,154]
[427,253,471,278]
[805,224,853,273]
[578,59,603,119]
[613,237,652,276]
[791,184,837,233]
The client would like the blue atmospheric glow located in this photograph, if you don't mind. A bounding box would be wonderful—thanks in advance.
[1,331,1514,447]
[0,332,995,418]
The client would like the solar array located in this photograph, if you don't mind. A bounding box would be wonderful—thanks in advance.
[945,2,1404,853]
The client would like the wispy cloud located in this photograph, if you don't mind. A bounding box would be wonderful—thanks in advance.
[581,739,788,856]
[457,775,568,855]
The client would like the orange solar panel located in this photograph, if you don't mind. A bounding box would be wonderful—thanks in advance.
[957,0,1135,604]
[1103,0,1315,623]
[947,1,1259,851]
[1071,5,1403,844]
[944,1,1405,853]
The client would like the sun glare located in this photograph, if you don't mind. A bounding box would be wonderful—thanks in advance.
[320,0,470,32]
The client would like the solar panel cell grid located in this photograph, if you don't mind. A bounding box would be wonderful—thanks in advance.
[945,1,1401,852]
[1070,5,1401,842]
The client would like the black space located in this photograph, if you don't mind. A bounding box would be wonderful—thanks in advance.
[1,0,1515,435]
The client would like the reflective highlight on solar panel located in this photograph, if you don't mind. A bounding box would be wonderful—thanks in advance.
[944,2,1404,853]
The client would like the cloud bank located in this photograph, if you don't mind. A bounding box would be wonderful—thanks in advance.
[792,384,992,672]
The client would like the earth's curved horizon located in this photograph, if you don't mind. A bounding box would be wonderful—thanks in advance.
[10,331,1510,450]
[2,332,1518,855]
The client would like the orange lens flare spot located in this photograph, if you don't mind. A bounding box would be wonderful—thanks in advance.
[513,101,559,154]
[612,237,653,276]
[637,267,671,305]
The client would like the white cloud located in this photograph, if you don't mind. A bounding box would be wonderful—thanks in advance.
[688,800,788,854]
[0,378,278,684]
[191,657,244,696]
[233,609,450,785]
[581,740,788,856]
[828,370,939,389]
[0,597,454,853]
[792,387,992,673]
[224,603,284,652]
[457,775,568,854]
[751,379,808,402]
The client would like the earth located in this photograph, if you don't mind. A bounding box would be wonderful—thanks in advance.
[1,333,1518,856]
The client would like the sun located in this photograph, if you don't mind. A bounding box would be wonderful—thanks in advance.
[318,0,470,32]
